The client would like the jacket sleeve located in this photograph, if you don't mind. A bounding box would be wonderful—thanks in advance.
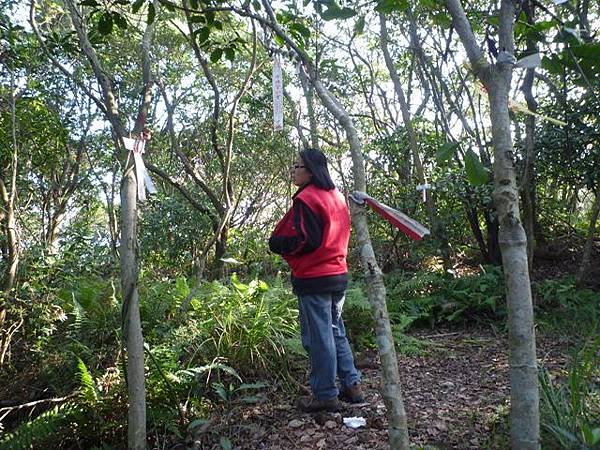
[269,200,323,255]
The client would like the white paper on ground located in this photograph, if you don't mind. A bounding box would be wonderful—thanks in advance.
[343,417,367,429]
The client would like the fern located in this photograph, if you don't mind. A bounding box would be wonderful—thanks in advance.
[76,357,99,403]
[0,402,84,450]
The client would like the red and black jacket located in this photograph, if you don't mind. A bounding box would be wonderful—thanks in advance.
[269,184,350,294]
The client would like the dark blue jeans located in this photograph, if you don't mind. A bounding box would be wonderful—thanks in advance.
[297,291,360,400]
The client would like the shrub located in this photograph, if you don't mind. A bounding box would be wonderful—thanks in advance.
[540,338,600,449]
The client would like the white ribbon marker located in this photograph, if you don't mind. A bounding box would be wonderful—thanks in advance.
[516,53,541,69]
[272,53,283,131]
[416,183,431,202]
[123,133,157,202]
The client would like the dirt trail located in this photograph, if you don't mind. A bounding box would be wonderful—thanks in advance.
[203,330,570,450]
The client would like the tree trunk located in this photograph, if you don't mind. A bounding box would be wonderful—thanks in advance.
[520,0,539,269]
[445,0,540,447]
[312,54,410,450]
[58,2,155,447]
[298,64,319,149]
[465,205,489,262]
[576,189,599,286]
[0,182,18,292]
[484,211,502,265]
[45,210,65,255]
[1,67,20,292]
[379,12,450,266]
[120,167,146,450]
[489,86,539,449]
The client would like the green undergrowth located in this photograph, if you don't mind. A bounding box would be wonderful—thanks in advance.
[344,268,600,354]
[539,337,600,449]
[0,273,299,449]
[344,266,506,354]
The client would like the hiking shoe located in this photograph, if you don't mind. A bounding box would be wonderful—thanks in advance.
[296,395,341,413]
[339,382,365,403]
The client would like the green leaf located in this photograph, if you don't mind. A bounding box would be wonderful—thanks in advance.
[354,15,365,35]
[190,0,199,9]
[274,34,285,46]
[320,2,356,21]
[206,11,215,24]
[486,15,499,27]
[80,0,100,6]
[189,14,206,24]
[238,382,269,390]
[187,419,210,432]
[252,0,262,10]
[112,12,128,30]
[591,428,600,445]
[220,436,232,450]
[132,0,145,13]
[541,54,563,75]
[97,13,113,35]
[147,2,156,25]
[197,26,210,44]
[432,12,452,29]
[213,20,223,30]
[375,0,408,14]
[419,0,437,9]
[224,47,235,61]
[210,48,223,63]
[158,0,176,12]
[464,149,489,186]
[571,42,600,61]
[436,142,459,164]
[289,22,311,41]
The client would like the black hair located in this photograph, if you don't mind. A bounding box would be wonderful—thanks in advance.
[299,148,336,190]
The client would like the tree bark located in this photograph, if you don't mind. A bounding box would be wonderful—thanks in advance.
[445,0,539,448]
[1,67,20,292]
[120,165,146,450]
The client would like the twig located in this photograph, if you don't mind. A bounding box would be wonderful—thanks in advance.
[0,394,75,422]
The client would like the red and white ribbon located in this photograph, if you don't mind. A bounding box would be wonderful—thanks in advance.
[349,191,430,241]
[272,53,283,131]
[123,131,157,202]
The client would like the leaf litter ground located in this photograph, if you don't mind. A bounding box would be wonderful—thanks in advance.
[191,329,570,450]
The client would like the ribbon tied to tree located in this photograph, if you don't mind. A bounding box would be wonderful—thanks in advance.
[349,191,430,241]
[272,53,283,131]
[123,128,157,202]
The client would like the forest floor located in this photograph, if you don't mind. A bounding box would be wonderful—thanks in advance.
[192,328,573,450]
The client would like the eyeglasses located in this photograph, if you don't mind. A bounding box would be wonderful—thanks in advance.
[292,165,305,169]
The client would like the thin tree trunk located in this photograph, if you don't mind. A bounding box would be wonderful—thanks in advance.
[0,181,18,292]
[379,12,450,266]
[520,0,539,269]
[45,210,65,254]
[54,1,157,447]
[1,67,20,292]
[576,189,599,285]
[298,64,319,149]
[120,166,146,450]
[465,205,489,261]
[484,212,502,266]
[446,0,539,448]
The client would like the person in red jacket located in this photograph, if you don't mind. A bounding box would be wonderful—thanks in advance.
[269,148,364,412]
